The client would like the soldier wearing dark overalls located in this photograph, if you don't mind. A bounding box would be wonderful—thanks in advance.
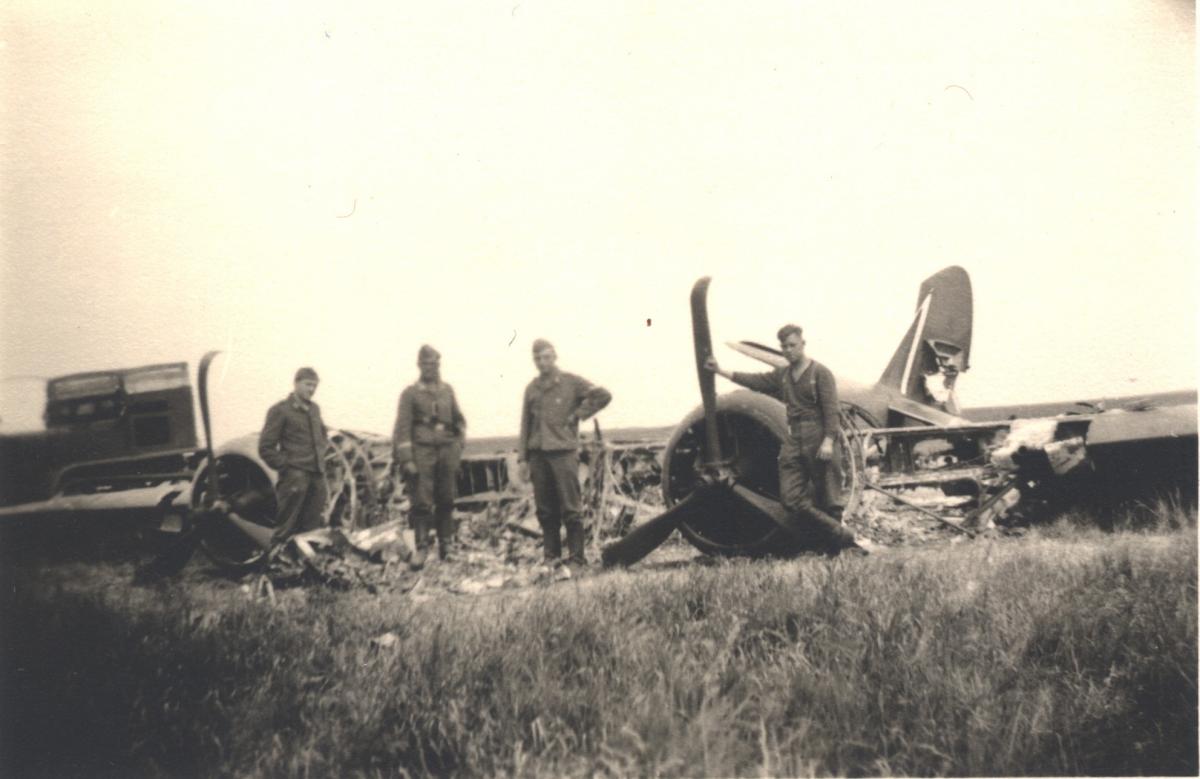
[706,324,861,553]
[518,339,612,568]
[393,345,466,567]
[258,367,330,547]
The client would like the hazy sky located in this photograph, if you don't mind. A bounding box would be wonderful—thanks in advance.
[2,0,1194,443]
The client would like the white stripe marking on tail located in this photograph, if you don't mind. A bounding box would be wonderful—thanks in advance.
[900,292,933,395]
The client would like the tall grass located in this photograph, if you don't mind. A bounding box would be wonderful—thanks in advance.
[2,514,1196,777]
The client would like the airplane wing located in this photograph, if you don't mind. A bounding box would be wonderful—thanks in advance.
[1083,402,1197,445]
[957,393,1197,494]
[1076,402,1197,491]
[0,481,190,521]
[725,340,787,368]
[961,389,1197,422]
[963,391,1196,454]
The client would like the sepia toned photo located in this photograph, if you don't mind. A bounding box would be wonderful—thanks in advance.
[1,1,1195,776]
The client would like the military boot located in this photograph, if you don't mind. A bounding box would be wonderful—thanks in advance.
[541,521,563,564]
[565,520,587,567]
[410,516,431,571]
[435,507,455,562]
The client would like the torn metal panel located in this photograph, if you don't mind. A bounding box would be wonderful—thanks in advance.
[962,480,1022,530]
[845,412,1096,543]
[846,400,1195,543]
[872,466,993,489]
[1041,437,1087,475]
[263,520,417,590]
[990,418,1058,470]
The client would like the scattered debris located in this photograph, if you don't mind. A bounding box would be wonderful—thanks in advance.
[864,482,975,536]
[845,412,1099,545]
[236,413,1116,592]
[370,631,400,650]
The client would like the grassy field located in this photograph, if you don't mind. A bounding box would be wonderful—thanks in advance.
[1,509,1196,777]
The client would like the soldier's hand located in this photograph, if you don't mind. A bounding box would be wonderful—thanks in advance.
[402,461,418,477]
[816,439,834,461]
[703,356,720,373]
[518,461,530,483]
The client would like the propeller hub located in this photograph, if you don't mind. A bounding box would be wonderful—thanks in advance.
[698,462,736,487]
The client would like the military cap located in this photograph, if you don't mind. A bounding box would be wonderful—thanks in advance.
[418,344,441,361]
[294,366,320,382]
[531,338,555,354]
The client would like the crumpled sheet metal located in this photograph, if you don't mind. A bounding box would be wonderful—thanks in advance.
[264,520,417,591]
[1040,437,1087,475]
[990,418,1057,468]
[259,493,579,595]
[990,417,1087,475]
[849,487,974,546]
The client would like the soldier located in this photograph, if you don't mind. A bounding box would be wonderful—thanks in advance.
[518,339,612,569]
[393,345,466,567]
[706,324,865,554]
[258,367,330,547]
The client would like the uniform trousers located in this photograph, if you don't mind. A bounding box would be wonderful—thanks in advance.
[410,441,462,550]
[271,468,328,546]
[776,420,855,550]
[528,449,585,564]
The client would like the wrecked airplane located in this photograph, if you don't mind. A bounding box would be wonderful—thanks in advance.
[0,355,665,575]
[2,266,1194,578]
[600,268,1198,565]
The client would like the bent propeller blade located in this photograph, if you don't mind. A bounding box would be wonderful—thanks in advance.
[729,484,853,547]
[690,277,723,465]
[220,509,275,550]
[198,350,221,508]
[601,492,703,568]
[728,483,789,527]
[196,351,274,550]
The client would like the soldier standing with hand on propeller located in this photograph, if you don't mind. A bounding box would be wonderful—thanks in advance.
[518,339,612,571]
[705,324,866,555]
[393,345,467,568]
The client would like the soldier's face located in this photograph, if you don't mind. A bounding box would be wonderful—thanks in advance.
[295,378,319,401]
[419,358,440,382]
[533,348,557,375]
[780,334,806,365]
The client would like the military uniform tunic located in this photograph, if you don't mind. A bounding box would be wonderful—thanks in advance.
[258,394,330,544]
[518,370,612,564]
[393,380,466,551]
[732,359,852,549]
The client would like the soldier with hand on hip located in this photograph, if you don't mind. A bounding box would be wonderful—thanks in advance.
[518,339,612,570]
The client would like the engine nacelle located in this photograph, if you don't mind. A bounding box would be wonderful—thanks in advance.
[662,390,864,557]
[188,430,383,569]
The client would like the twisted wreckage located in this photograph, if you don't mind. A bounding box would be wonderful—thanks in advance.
[1,267,1195,582]
[0,357,667,577]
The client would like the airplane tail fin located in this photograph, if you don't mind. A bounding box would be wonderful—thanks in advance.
[878,266,972,412]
